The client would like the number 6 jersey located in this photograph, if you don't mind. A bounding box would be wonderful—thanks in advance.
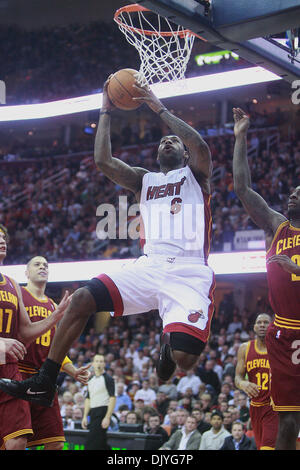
[139,166,212,261]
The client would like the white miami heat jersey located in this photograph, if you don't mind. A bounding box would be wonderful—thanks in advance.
[139,165,212,260]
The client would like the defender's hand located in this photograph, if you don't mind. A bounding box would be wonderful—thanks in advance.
[233,107,250,137]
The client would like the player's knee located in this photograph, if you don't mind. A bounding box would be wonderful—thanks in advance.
[172,350,198,371]
[5,437,27,450]
[279,412,299,437]
[71,287,97,317]
[44,441,64,450]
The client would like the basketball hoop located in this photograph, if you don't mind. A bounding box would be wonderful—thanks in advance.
[114,4,205,84]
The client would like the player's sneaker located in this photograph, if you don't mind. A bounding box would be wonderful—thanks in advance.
[156,341,176,382]
[0,371,57,407]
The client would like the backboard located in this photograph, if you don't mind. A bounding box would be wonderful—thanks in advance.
[128,0,300,83]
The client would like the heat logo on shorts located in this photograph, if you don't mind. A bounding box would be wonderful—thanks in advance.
[188,309,204,323]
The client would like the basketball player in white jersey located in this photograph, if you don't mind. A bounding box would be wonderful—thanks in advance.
[0,78,216,407]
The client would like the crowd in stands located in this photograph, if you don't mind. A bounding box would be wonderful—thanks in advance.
[0,21,250,105]
[55,292,268,450]
[1,119,299,264]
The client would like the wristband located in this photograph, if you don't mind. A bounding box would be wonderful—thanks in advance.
[100,110,111,115]
[158,108,167,116]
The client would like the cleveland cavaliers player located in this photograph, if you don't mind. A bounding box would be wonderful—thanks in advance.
[235,313,278,450]
[0,227,71,450]
[232,108,300,450]
[0,78,215,408]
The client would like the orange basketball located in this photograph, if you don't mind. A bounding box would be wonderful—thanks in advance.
[107,68,144,111]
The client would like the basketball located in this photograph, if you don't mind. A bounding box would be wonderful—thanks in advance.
[107,68,144,111]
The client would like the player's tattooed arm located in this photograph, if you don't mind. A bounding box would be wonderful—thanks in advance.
[233,108,286,237]
[158,109,212,183]
[94,78,148,195]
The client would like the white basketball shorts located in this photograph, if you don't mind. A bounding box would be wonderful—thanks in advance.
[96,254,215,343]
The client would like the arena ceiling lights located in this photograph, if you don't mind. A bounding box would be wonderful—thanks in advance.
[0,67,281,122]
[1,251,268,283]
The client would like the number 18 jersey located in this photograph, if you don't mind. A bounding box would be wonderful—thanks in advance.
[18,287,56,374]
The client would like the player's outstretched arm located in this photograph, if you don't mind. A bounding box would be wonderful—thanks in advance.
[233,108,286,236]
[133,80,212,189]
[94,77,148,195]
[17,284,71,345]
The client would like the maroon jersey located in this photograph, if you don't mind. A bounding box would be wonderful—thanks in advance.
[18,287,56,374]
[245,339,271,406]
[0,273,22,405]
[0,274,20,363]
[266,221,300,328]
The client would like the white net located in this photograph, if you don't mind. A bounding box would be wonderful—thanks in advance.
[114,6,196,84]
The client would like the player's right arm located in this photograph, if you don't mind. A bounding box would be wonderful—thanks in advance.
[94,78,148,195]
[235,342,259,399]
[15,283,71,345]
[232,108,286,242]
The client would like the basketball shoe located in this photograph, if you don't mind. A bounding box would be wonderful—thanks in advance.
[156,333,176,382]
[0,371,56,407]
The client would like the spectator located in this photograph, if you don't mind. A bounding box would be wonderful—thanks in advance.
[227,314,243,339]
[200,392,213,413]
[157,377,178,400]
[162,410,179,436]
[223,411,233,432]
[197,359,221,395]
[114,382,133,412]
[60,391,74,417]
[237,392,250,423]
[176,408,189,429]
[199,410,231,450]
[191,408,211,435]
[177,369,202,397]
[144,413,169,449]
[222,354,236,379]
[154,391,170,418]
[134,379,156,406]
[140,406,158,432]
[125,411,140,424]
[159,415,201,450]
[134,349,150,373]
[220,421,256,450]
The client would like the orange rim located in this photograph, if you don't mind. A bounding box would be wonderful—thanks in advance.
[114,3,200,39]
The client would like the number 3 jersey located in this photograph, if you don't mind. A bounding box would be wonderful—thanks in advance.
[245,339,271,406]
[266,221,300,328]
[139,166,212,261]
